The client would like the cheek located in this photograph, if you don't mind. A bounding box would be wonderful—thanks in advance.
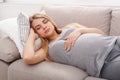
[48,22,54,29]
[36,31,43,36]
[49,25,55,32]
[37,31,47,38]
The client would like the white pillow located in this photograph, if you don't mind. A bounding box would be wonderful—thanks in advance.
[0,13,41,57]
[0,29,8,39]
[0,17,23,56]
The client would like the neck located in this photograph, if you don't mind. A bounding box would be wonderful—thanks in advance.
[48,32,60,43]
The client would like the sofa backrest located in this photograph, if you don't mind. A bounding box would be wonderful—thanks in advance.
[43,5,112,35]
[110,9,120,36]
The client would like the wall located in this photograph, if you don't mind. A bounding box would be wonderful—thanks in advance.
[0,0,120,20]
[0,0,3,2]
[4,0,120,6]
[0,4,42,20]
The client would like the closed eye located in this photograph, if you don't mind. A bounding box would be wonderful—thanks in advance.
[35,25,41,30]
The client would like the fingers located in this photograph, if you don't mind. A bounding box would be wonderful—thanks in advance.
[35,33,39,40]
[30,28,34,33]
[64,38,73,52]
[30,28,39,39]
[64,35,79,52]
[64,29,81,52]
[71,39,76,46]
[64,38,75,51]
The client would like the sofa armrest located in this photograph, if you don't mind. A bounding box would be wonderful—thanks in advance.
[0,34,20,62]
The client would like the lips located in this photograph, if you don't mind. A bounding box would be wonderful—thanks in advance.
[44,28,50,33]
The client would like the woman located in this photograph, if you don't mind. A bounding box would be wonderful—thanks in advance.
[22,13,120,80]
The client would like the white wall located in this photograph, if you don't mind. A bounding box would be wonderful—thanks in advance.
[1,0,120,20]
[0,0,3,2]
[4,0,120,6]
[0,4,42,20]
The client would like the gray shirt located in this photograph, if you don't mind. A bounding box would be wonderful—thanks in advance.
[48,27,117,77]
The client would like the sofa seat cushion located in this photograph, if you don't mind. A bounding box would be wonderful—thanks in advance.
[0,60,9,80]
[85,76,107,80]
[43,5,111,35]
[8,59,88,80]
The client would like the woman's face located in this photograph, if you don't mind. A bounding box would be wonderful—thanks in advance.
[32,18,55,38]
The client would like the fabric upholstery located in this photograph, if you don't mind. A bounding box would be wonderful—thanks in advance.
[43,5,112,35]
[85,77,107,80]
[0,60,9,80]
[17,12,30,47]
[110,9,120,36]
[0,31,20,62]
[8,59,88,80]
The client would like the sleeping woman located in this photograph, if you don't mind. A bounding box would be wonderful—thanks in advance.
[22,13,120,80]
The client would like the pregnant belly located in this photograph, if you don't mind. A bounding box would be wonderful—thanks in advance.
[48,36,99,70]
[49,33,117,76]
[48,34,113,70]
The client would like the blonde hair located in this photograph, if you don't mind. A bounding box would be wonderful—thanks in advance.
[29,13,62,61]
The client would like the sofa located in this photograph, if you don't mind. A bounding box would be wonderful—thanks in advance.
[0,5,120,80]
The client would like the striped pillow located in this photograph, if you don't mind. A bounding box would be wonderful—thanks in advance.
[17,12,30,46]
[17,12,41,53]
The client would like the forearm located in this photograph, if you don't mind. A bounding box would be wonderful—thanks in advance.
[22,35,35,59]
[78,28,105,35]
[22,36,46,64]
[22,28,47,64]
[28,48,46,64]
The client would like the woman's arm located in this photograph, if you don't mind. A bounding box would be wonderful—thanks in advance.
[22,29,46,64]
[65,23,105,35]
[77,27,105,35]
[64,23,105,51]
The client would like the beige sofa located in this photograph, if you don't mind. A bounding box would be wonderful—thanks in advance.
[0,5,120,80]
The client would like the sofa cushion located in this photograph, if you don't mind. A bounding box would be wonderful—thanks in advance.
[110,9,120,36]
[8,59,88,80]
[0,60,9,80]
[0,17,24,56]
[0,30,20,62]
[17,12,30,47]
[85,76,107,80]
[43,5,111,35]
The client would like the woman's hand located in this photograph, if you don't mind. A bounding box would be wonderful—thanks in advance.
[64,29,81,52]
[29,28,39,40]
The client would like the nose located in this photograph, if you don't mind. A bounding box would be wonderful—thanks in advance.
[42,24,47,30]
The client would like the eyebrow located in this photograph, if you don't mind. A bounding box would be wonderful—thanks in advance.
[42,18,47,22]
[34,18,46,29]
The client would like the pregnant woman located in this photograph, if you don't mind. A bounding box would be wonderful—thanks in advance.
[22,13,120,80]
